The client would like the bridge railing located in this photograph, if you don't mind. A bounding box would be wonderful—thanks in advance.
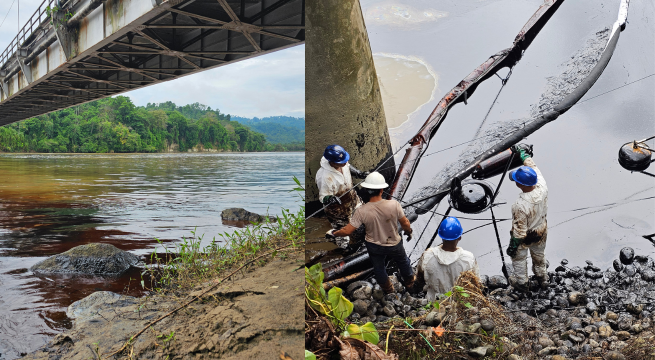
[0,0,55,70]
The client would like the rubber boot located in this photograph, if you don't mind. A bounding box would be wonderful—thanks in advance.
[537,274,550,290]
[381,278,395,294]
[401,274,416,292]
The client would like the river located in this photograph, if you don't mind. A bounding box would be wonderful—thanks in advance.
[0,152,304,359]
[359,0,654,274]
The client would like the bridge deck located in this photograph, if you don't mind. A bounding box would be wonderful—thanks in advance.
[0,0,304,126]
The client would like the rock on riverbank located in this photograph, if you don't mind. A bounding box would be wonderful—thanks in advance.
[341,247,655,358]
[221,208,276,222]
[23,248,304,360]
[30,243,139,275]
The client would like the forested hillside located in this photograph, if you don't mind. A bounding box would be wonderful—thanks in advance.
[0,97,301,153]
[231,115,305,145]
[231,116,305,129]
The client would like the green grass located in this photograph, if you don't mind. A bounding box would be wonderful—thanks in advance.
[142,177,305,294]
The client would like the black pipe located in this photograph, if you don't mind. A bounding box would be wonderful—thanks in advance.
[68,0,106,27]
[408,29,622,222]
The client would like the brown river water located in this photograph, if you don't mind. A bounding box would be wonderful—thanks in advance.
[0,152,303,359]
[308,0,654,288]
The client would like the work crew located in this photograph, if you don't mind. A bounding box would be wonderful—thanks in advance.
[316,145,369,250]
[416,217,480,301]
[327,172,414,294]
[506,145,549,290]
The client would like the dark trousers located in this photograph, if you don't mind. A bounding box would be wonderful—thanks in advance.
[365,241,413,285]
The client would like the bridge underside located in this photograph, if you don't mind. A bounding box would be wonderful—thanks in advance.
[0,0,304,126]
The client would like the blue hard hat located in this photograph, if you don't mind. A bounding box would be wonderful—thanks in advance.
[438,217,463,241]
[324,145,350,164]
[509,166,538,186]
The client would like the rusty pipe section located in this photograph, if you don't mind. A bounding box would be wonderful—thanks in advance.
[409,15,624,222]
[2,0,104,88]
[67,0,106,27]
[3,33,57,82]
[387,0,565,203]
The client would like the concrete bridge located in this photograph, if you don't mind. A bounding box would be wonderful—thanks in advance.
[0,0,304,126]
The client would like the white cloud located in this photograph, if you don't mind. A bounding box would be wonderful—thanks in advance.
[0,1,305,119]
[126,45,305,118]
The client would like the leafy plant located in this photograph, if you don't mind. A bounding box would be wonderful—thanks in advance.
[45,5,74,28]
[427,285,473,311]
[304,350,317,360]
[344,322,379,345]
[157,331,175,343]
[305,263,353,328]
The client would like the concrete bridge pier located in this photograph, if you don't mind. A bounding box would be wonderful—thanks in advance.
[306,0,395,214]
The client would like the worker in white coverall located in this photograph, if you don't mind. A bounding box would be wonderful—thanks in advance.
[315,145,369,250]
[416,216,480,302]
[505,145,548,291]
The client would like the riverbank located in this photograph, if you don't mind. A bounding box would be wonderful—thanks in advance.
[21,200,305,360]
[24,249,304,360]
[306,244,655,359]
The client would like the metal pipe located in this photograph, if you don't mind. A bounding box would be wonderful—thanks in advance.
[323,253,371,281]
[4,33,56,80]
[387,0,565,203]
[67,0,105,27]
[322,269,373,290]
[409,23,624,222]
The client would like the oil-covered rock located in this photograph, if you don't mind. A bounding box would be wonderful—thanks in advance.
[30,243,139,275]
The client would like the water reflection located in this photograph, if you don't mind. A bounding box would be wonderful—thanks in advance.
[0,152,303,358]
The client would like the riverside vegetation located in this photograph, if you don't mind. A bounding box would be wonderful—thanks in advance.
[305,249,655,360]
[24,180,306,359]
[0,96,304,153]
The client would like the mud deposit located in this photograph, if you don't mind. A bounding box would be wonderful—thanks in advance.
[373,54,436,129]
[23,250,304,360]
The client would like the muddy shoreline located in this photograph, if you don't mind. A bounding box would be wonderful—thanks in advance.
[22,249,304,360]
[332,244,655,358]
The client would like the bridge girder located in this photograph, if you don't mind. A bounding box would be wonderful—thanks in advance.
[0,0,304,126]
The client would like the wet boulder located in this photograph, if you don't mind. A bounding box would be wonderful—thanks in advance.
[67,291,138,323]
[619,247,634,265]
[567,266,584,278]
[220,208,276,222]
[31,243,139,275]
[350,282,373,300]
[480,319,495,332]
[641,269,655,282]
[353,299,369,315]
[568,291,585,305]
[613,259,624,272]
[624,264,636,277]
[487,275,508,289]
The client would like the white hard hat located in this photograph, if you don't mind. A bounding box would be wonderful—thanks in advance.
[360,172,388,189]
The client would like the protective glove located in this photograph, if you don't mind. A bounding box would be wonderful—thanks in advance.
[404,228,413,242]
[350,165,370,179]
[506,235,522,258]
[322,195,342,206]
[326,229,336,239]
[510,144,533,162]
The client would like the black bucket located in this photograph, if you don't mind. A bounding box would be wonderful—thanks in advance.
[472,143,533,180]
[618,142,651,171]
[448,178,494,214]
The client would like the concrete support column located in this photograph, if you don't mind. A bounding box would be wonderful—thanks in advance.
[306,0,396,214]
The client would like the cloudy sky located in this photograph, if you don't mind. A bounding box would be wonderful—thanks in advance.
[0,0,304,119]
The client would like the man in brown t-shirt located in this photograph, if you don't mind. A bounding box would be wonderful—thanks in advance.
[328,172,414,294]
